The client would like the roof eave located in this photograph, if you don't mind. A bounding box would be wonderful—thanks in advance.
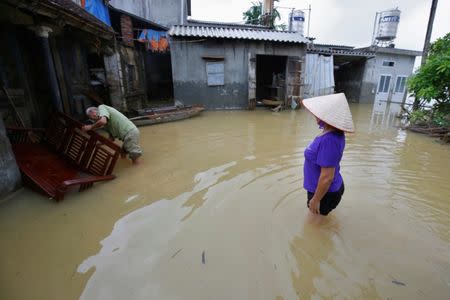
[7,0,114,40]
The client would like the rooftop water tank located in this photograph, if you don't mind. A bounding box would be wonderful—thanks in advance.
[289,10,305,36]
[376,9,401,41]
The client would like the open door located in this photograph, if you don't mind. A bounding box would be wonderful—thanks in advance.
[248,53,256,109]
[286,56,302,107]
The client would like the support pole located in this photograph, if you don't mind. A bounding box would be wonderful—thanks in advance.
[36,26,63,112]
[307,4,311,37]
[421,0,438,66]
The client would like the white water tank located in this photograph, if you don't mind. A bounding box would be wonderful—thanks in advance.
[289,10,305,36]
[376,9,401,41]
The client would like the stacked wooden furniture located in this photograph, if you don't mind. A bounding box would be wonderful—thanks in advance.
[7,112,121,201]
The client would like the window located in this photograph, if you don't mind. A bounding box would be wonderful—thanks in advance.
[394,76,407,93]
[378,75,391,93]
[206,62,224,86]
[382,61,395,67]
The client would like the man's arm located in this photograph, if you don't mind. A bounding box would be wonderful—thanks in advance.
[82,116,108,131]
[308,167,335,214]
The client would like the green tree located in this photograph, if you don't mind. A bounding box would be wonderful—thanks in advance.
[242,0,286,30]
[408,33,450,115]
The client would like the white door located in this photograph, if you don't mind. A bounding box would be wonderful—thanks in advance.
[392,75,407,103]
[375,74,392,101]
[373,74,392,113]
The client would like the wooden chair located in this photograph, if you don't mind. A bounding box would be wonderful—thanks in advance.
[7,112,121,201]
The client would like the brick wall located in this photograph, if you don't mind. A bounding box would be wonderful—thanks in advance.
[120,14,134,47]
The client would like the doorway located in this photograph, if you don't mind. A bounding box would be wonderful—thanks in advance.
[374,74,392,104]
[333,56,367,102]
[256,55,287,103]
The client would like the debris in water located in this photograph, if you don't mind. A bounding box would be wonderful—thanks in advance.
[170,248,183,259]
[202,251,206,264]
[392,280,406,286]
[125,194,139,203]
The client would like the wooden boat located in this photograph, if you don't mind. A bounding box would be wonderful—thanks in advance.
[262,99,283,106]
[130,105,205,126]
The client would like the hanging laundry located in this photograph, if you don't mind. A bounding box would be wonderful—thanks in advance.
[137,29,169,53]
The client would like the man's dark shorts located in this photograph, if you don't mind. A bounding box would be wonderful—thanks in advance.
[307,183,345,216]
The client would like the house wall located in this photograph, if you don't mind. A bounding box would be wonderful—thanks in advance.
[359,53,416,104]
[109,0,188,27]
[170,38,306,109]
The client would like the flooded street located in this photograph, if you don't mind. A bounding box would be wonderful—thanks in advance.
[1,103,449,299]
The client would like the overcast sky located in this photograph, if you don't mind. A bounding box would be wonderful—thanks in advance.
[191,0,449,51]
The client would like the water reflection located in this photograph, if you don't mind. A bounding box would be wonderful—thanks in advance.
[1,107,449,300]
[369,98,404,131]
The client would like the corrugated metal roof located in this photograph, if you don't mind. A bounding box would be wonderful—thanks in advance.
[307,48,375,57]
[169,25,309,44]
[312,43,355,50]
[356,46,422,57]
[187,18,270,29]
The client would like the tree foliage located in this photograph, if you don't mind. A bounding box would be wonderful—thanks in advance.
[242,0,286,30]
[408,33,450,114]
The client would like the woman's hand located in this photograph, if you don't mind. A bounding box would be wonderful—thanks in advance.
[308,167,335,215]
[308,198,320,214]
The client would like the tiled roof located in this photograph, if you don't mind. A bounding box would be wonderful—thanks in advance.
[169,25,309,44]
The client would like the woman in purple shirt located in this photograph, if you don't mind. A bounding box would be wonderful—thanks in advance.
[302,93,355,216]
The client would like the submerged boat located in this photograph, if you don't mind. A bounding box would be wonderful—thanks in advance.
[129,105,205,126]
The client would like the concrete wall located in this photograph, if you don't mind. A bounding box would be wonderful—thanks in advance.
[170,38,305,109]
[109,0,188,27]
[0,117,21,199]
[359,53,416,104]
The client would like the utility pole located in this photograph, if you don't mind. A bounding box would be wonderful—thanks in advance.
[413,0,438,110]
[421,0,438,66]
[262,0,274,27]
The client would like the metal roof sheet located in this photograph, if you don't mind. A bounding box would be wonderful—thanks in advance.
[169,25,309,44]
[356,46,422,57]
[312,43,355,49]
[187,18,270,29]
[307,48,375,57]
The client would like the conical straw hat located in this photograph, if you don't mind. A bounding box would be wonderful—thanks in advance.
[302,93,355,132]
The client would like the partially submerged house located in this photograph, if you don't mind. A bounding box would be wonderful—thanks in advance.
[0,0,116,197]
[356,45,421,105]
[0,0,115,126]
[107,5,171,109]
[0,0,188,197]
[304,43,421,105]
[305,44,375,100]
[107,0,193,106]
[169,21,308,109]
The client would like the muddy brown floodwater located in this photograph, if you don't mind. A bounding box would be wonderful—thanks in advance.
[1,103,449,300]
